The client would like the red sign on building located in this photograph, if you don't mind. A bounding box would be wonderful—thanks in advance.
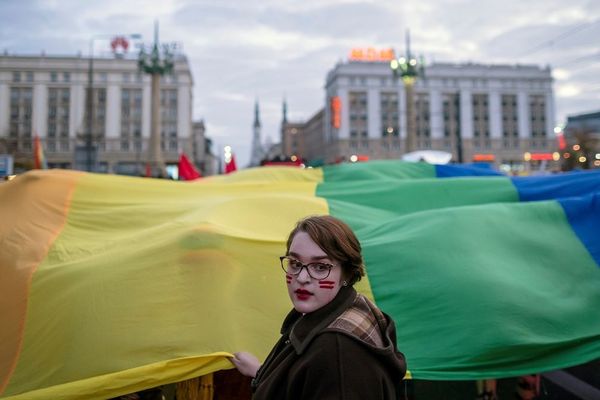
[330,96,341,129]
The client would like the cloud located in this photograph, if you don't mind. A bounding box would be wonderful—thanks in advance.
[557,83,582,97]
[2,0,600,166]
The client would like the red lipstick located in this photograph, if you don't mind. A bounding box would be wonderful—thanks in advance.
[295,289,312,300]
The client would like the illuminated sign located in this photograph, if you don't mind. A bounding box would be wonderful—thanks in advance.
[349,154,370,163]
[524,152,555,161]
[110,36,130,55]
[330,96,341,129]
[473,154,495,162]
[531,153,555,161]
[556,132,566,150]
[349,48,395,62]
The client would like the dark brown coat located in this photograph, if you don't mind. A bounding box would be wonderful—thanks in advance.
[252,287,406,399]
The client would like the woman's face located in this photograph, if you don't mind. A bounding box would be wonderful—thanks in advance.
[286,231,344,314]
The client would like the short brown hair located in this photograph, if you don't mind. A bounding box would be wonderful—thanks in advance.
[286,215,365,286]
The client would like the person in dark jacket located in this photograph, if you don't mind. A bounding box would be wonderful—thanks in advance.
[231,215,406,399]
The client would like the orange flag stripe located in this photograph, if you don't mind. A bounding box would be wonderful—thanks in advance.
[0,170,81,394]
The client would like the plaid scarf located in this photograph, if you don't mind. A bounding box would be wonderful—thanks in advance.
[327,293,386,348]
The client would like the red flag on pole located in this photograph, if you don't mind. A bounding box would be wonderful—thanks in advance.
[178,153,202,180]
[225,153,237,174]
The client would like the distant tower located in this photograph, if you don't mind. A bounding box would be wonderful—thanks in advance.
[249,100,263,166]
[281,97,288,150]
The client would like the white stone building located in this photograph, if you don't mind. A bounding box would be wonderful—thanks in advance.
[321,60,557,170]
[0,52,212,175]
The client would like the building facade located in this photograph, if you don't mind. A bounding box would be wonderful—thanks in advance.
[280,100,325,166]
[191,120,218,176]
[317,60,557,171]
[0,52,212,175]
[563,110,600,169]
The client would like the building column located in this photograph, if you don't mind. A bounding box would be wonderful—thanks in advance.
[177,84,192,153]
[32,83,48,137]
[367,87,380,139]
[488,91,502,139]
[460,89,473,140]
[0,81,9,137]
[517,91,530,139]
[105,84,121,139]
[545,91,555,138]
[141,78,152,147]
[70,81,85,140]
[429,89,443,139]
[398,82,406,139]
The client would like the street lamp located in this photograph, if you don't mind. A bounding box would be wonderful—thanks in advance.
[137,21,175,178]
[390,31,463,163]
[86,33,141,172]
[390,30,424,157]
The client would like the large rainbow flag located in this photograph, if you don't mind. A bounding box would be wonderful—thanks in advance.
[1,161,599,399]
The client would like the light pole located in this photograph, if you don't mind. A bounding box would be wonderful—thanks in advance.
[137,21,175,178]
[390,32,464,163]
[86,33,141,172]
[390,30,424,157]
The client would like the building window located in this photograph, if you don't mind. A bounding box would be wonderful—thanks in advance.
[380,92,398,137]
[9,87,33,150]
[26,71,34,82]
[501,94,518,140]
[63,72,70,82]
[350,91,368,138]
[121,88,143,149]
[442,93,460,139]
[50,71,58,82]
[415,92,430,139]
[472,94,489,142]
[47,88,70,149]
[161,89,178,144]
[12,72,21,82]
[84,87,107,139]
[529,94,546,138]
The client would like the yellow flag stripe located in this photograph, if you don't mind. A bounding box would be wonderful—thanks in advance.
[2,353,234,400]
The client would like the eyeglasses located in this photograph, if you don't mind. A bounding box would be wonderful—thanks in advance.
[280,256,336,280]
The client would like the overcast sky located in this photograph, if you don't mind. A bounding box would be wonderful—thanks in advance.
[2,0,600,167]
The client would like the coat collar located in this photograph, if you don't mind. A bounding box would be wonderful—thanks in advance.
[281,286,357,355]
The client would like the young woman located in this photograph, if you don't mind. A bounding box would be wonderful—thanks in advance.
[231,215,406,399]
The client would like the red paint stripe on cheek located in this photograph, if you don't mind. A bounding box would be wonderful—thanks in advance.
[319,286,335,290]
[319,281,335,284]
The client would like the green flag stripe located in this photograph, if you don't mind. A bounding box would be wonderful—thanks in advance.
[327,197,600,379]
[322,160,436,181]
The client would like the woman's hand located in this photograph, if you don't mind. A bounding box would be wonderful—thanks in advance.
[230,351,261,378]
